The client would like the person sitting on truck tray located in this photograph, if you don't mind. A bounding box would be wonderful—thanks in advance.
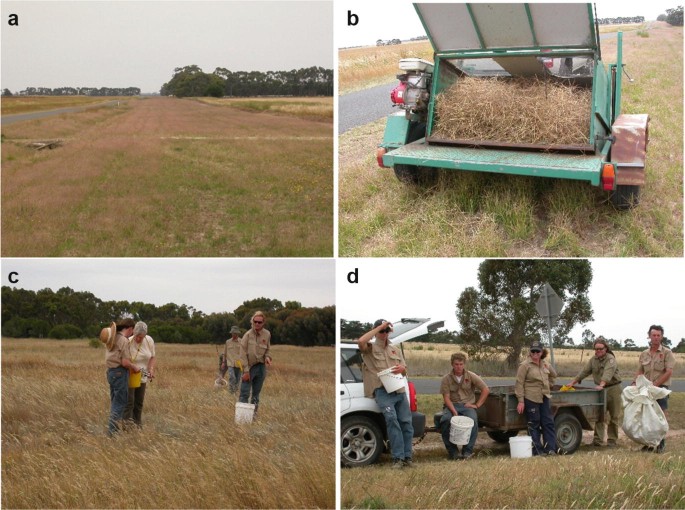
[567,337,622,447]
[633,325,676,453]
[358,319,414,469]
[436,352,489,460]
[515,341,558,456]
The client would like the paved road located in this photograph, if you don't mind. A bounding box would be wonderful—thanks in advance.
[414,378,684,395]
[1,100,121,126]
[338,81,395,134]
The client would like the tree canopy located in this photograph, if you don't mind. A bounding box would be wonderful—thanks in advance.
[1,286,334,347]
[456,259,593,368]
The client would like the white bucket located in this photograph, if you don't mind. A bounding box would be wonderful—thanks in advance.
[235,402,256,424]
[509,435,532,458]
[449,415,474,445]
[377,367,406,393]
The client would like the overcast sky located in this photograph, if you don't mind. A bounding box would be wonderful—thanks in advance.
[2,259,335,314]
[1,1,333,94]
[337,1,678,48]
[337,258,685,347]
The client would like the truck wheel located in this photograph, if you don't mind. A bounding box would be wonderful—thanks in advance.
[341,415,384,467]
[554,412,582,454]
[609,185,640,210]
[394,164,437,185]
[487,430,520,443]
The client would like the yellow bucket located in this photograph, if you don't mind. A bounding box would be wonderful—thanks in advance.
[129,369,142,388]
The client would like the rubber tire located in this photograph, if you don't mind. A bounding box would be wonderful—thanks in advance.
[554,412,583,454]
[610,185,641,210]
[341,415,384,467]
[392,122,437,185]
[487,430,520,443]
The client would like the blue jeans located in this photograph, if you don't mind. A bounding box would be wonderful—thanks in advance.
[228,367,241,393]
[107,366,129,435]
[374,387,414,461]
[240,363,266,410]
[525,397,557,455]
[438,405,479,457]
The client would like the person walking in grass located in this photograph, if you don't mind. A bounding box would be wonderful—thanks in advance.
[567,337,622,447]
[515,341,558,456]
[634,325,676,453]
[222,326,243,394]
[358,319,413,468]
[100,318,138,436]
[124,321,156,428]
[239,312,272,416]
[437,352,489,460]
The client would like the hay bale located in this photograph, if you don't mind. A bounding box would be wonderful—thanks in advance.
[432,76,592,146]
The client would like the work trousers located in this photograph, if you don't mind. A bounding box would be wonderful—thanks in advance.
[524,396,557,455]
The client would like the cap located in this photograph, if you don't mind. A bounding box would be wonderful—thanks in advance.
[373,319,387,328]
[230,326,241,335]
[530,341,544,351]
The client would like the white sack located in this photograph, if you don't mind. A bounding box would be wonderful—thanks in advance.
[621,375,671,447]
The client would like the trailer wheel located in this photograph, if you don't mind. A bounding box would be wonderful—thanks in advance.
[487,430,520,443]
[393,122,437,185]
[610,185,641,210]
[554,412,583,454]
[341,415,384,467]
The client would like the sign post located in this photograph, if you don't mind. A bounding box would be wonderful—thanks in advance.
[535,283,564,367]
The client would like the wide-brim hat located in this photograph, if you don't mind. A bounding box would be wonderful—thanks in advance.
[100,322,116,349]
[230,326,241,335]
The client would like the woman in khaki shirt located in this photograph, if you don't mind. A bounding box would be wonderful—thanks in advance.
[515,341,558,456]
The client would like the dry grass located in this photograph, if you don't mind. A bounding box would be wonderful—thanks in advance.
[2,338,334,509]
[196,97,333,121]
[432,77,591,145]
[1,96,121,115]
[1,96,333,256]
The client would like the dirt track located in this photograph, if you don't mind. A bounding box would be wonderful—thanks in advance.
[1,97,333,256]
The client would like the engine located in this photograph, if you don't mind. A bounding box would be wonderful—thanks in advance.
[390,58,433,120]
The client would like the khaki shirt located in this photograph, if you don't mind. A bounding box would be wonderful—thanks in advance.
[105,333,131,369]
[239,328,271,369]
[576,353,621,386]
[224,338,242,367]
[440,370,487,405]
[515,356,557,404]
[360,341,406,398]
[638,346,676,387]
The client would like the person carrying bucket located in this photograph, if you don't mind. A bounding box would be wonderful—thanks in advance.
[358,319,413,468]
[222,326,243,394]
[436,352,489,460]
[238,311,272,417]
[515,341,558,456]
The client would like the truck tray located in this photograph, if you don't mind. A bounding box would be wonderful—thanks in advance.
[383,138,605,185]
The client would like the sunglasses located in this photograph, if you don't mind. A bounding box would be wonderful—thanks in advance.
[378,328,391,334]
[594,347,606,351]
[253,320,263,324]
[530,349,541,354]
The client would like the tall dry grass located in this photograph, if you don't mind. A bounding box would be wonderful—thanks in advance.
[2,339,334,509]
[197,97,333,121]
[1,96,123,116]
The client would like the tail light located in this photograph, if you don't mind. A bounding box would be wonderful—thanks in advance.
[376,147,387,168]
[601,163,616,191]
[408,381,418,412]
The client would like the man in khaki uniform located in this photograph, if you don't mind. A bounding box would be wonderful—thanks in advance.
[239,311,272,415]
[634,325,676,453]
[222,326,243,393]
[437,352,489,460]
[358,319,413,468]
[568,337,622,447]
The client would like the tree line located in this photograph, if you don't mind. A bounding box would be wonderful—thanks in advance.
[2,87,141,97]
[160,65,333,98]
[1,286,334,347]
[340,260,685,363]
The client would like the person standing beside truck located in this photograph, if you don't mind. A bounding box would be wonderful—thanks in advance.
[437,352,489,460]
[358,319,414,468]
[633,325,676,453]
[515,341,558,456]
[567,337,622,447]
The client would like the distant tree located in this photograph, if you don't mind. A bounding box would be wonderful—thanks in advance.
[48,324,83,339]
[623,338,637,350]
[456,259,593,368]
[340,319,372,340]
[666,6,683,25]
[657,13,668,21]
[2,88,13,97]
[662,336,673,348]
[581,329,596,348]
[674,338,685,353]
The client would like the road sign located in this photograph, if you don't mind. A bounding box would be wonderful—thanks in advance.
[536,283,564,326]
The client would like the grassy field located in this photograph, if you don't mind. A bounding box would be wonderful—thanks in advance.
[403,342,685,379]
[2,338,334,509]
[1,96,333,256]
[338,23,683,257]
[0,95,119,116]
[197,97,333,121]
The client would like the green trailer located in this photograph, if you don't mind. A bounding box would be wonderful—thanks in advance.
[378,3,649,209]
